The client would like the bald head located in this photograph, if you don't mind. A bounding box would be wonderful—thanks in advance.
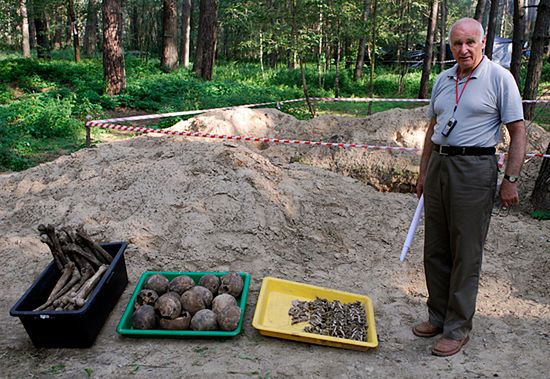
[448,17,486,75]
[448,18,484,44]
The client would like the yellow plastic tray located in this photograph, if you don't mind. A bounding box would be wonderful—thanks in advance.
[252,277,378,350]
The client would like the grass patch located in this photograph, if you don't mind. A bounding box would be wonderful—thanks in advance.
[314,100,425,118]
[529,107,550,132]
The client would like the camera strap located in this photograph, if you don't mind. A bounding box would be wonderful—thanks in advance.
[453,68,475,114]
[453,56,483,114]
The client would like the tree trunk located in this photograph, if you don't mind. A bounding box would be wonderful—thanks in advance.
[499,1,508,36]
[129,4,139,51]
[367,0,377,115]
[300,58,316,118]
[510,0,524,87]
[194,0,218,80]
[335,39,341,98]
[524,0,537,39]
[317,7,324,86]
[354,0,370,80]
[344,38,352,69]
[34,1,51,59]
[259,31,265,78]
[324,40,331,73]
[180,0,192,67]
[189,0,195,61]
[20,0,31,57]
[53,13,63,49]
[35,17,51,58]
[439,0,447,72]
[65,12,72,47]
[482,0,492,28]
[28,0,37,50]
[83,0,99,57]
[474,0,487,22]
[531,143,550,215]
[4,14,11,47]
[194,8,204,71]
[485,0,500,59]
[161,0,178,71]
[29,19,37,49]
[418,0,438,99]
[269,52,278,68]
[102,0,126,95]
[523,0,550,120]
[288,0,298,70]
[68,0,80,62]
[398,0,410,94]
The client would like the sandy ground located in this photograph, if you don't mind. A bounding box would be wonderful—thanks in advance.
[1,108,549,379]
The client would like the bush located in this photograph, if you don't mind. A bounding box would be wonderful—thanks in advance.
[11,95,80,138]
[0,94,82,171]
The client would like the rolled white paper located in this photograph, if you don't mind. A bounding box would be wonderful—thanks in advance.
[400,194,424,262]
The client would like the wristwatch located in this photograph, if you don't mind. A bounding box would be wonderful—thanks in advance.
[504,174,519,183]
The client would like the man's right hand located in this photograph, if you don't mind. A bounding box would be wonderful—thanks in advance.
[499,179,520,207]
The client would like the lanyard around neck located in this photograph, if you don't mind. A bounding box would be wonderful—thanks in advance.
[454,69,474,113]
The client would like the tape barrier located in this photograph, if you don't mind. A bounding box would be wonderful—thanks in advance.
[527,153,550,158]
[85,121,419,151]
[92,97,549,124]
[85,120,550,159]
[95,98,307,123]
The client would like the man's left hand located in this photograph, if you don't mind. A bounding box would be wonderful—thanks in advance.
[499,180,519,207]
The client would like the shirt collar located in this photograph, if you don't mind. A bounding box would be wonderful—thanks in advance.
[448,55,489,81]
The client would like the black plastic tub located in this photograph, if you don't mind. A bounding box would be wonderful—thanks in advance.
[9,242,128,348]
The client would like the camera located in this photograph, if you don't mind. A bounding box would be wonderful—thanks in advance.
[441,117,457,137]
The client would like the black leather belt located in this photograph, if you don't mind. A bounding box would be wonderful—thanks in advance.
[433,144,496,156]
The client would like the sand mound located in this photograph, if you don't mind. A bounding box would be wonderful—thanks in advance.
[1,108,549,378]
[174,106,550,198]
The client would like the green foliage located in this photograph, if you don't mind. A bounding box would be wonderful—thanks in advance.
[0,90,82,171]
[120,59,304,112]
[131,363,140,374]
[532,210,550,220]
[9,95,80,138]
[1,54,549,172]
[47,364,66,375]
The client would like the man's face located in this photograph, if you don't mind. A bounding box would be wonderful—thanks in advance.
[450,22,486,72]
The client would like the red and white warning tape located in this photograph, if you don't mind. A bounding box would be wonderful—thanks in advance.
[87,97,550,158]
[85,120,550,158]
[527,152,550,158]
[85,121,418,151]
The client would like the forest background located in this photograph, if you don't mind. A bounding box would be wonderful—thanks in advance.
[0,0,549,172]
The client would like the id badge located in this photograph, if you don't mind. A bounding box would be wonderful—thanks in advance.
[441,117,457,137]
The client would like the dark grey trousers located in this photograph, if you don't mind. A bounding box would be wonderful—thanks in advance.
[423,152,497,340]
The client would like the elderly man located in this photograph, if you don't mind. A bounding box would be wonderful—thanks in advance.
[414,18,526,356]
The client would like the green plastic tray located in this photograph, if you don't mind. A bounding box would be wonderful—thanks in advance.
[116,271,250,338]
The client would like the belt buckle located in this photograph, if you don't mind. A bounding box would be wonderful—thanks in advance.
[439,145,449,156]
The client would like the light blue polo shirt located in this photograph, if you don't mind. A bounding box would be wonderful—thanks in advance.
[427,56,523,147]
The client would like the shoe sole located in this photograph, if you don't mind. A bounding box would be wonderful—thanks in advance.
[432,336,470,357]
[412,326,442,338]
